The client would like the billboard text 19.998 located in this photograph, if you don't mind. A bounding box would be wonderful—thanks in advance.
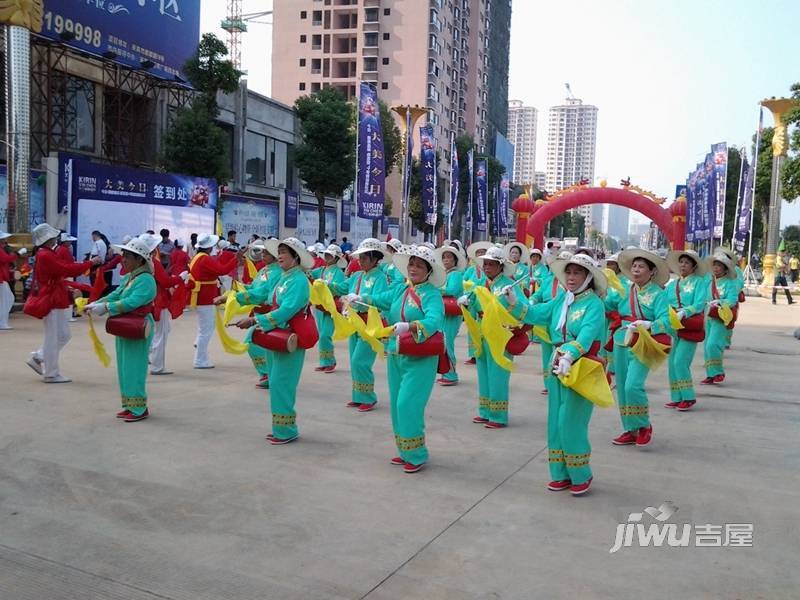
[38,0,200,81]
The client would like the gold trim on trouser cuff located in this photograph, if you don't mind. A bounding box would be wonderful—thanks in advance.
[479,396,490,409]
[704,359,722,367]
[252,356,266,366]
[488,400,508,412]
[619,405,649,416]
[395,434,425,451]
[320,350,335,360]
[565,452,591,468]
[353,381,374,393]
[124,396,147,408]
[272,413,296,426]
[670,379,692,391]
[548,449,564,463]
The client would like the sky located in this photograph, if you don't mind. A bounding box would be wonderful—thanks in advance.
[199,0,800,227]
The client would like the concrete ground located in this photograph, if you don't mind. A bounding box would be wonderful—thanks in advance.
[0,296,798,599]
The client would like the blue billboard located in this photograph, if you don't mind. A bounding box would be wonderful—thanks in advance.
[0,166,46,232]
[220,195,279,240]
[39,0,201,81]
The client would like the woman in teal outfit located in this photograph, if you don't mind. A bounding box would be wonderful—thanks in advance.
[522,254,608,495]
[504,241,531,282]
[233,237,314,445]
[312,244,347,373]
[460,241,492,365]
[381,238,406,285]
[602,253,629,378]
[85,236,157,422]
[665,250,707,411]
[460,246,529,428]
[611,249,672,447]
[334,238,392,412]
[701,252,739,385]
[436,244,465,386]
[371,245,446,473]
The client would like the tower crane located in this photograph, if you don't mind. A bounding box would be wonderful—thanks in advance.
[221,1,273,72]
[565,83,576,100]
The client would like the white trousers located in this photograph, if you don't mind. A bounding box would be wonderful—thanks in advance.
[219,275,233,294]
[149,308,171,372]
[39,308,71,378]
[193,305,215,366]
[0,281,13,328]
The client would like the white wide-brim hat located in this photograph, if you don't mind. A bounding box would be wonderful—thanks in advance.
[530,248,543,259]
[265,236,315,270]
[393,244,447,288]
[195,233,220,249]
[618,248,670,286]
[466,241,493,261]
[550,253,608,299]
[32,223,61,247]
[605,252,620,266]
[138,233,161,254]
[0,231,10,240]
[667,249,706,277]
[382,238,403,254]
[59,233,77,243]
[322,243,348,268]
[713,246,735,261]
[475,246,516,278]
[247,241,266,261]
[504,241,530,265]
[436,245,466,271]
[707,253,737,279]
[112,237,153,263]
[351,237,386,259]
[547,250,574,266]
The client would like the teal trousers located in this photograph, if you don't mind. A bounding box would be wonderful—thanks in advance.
[316,309,336,367]
[442,315,462,382]
[548,381,594,485]
[116,324,154,417]
[668,336,698,402]
[267,348,305,439]
[349,335,377,405]
[704,318,727,377]
[614,344,651,431]
[388,353,437,465]
[476,339,512,424]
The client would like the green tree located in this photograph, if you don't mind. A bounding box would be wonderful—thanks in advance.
[161,33,242,183]
[781,82,800,201]
[294,87,356,241]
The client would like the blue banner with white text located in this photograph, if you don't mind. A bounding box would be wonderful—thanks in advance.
[420,125,437,228]
[356,83,386,220]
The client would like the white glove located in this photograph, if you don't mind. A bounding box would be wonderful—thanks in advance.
[709,299,720,307]
[179,270,189,283]
[676,309,686,321]
[552,354,573,376]
[17,247,28,256]
[394,322,410,336]
[86,302,108,316]
[457,294,470,306]
[503,285,518,307]
[344,293,362,304]
[631,320,651,330]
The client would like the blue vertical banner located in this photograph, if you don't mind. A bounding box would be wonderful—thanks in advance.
[356,83,386,219]
[475,159,488,232]
[466,149,474,236]
[712,142,728,240]
[420,125,437,228]
[284,190,298,228]
[499,175,510,236]
[490,186,499,237]
[449,139,459,235]
[341,198,352,233]
[704,152,716,242]
[735,156,753,253]
[685,178,695,244]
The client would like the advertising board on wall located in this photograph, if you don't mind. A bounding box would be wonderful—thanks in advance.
[37,0,201,81]
[219,195,279,240]
[297,204,336,244]
[0,166,46,232]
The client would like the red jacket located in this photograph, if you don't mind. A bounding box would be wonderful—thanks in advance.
[152,259,184,320]
[168,248,190,276]
[242,259,266,284]
[55,244,74,262]
[0,246,17,283]
[346,256,362,276]
[33,246,92,311]
[188,251,237,306]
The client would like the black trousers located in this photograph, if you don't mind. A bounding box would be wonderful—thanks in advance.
[773,274,794,303]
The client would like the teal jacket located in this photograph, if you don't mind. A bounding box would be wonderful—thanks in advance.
[254,266,310,332]
[237,262,282,306]
[610,280,672,344]
[102,266,157,316]
[373,281,445,354]
[665,274,707,317]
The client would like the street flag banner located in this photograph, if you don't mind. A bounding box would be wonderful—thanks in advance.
[466,149,474,236]
[449,140,459,223]
[734,155,753,253]
[499,175,510,236]
[475,159,488,232]
[420,125,438,227]
[490,185,499,237]
[356,83,386,219]
[712,142,728,241]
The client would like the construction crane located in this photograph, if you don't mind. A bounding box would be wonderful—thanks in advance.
[221,1,273,71]
[565,83,576,100]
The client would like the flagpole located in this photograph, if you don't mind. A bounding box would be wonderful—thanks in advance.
[746,111,762,282]
[729,146,746,249]
[448,135,454,241]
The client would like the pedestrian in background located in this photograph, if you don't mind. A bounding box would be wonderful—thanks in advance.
[772,251,794,305]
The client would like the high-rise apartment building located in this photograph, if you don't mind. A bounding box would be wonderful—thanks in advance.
[271,0,510,155]
[545,97,598,228]
[534,171,547,191]
[507,100,537,185]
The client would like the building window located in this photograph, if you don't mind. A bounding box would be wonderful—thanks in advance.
[364,32,378,47]
[363,57,378,72]
[381,82,388,90]
[300,11,307,19]
[384,8,391,16]
[364,7,379,22]
[312,34,322,50]
[299,82,306,91]
[54,74,96,153]
[383,32,390,40]
[299,58,306,67]
[245,130,267,186]
[300,34,307,43]
[382,57,389,65]
[312,11,322,26]
[311,58,322,74]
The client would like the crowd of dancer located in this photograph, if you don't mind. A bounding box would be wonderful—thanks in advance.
[10,222,746,494]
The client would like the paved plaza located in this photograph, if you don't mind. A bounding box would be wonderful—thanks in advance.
[0,297,798,599]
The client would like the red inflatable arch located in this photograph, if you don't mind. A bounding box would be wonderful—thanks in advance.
[512,184,686,251]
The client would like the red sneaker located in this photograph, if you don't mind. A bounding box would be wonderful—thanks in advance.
[570,477,593,496]
[256,375,269,389]
[268,434,298,445]
[116,409,131,418]
[484,421,507,429]
[635,425,653,446]
[712,374,725,384]
[438,379,457,386]
[463,357,476,365]
[357,403,376,412]
[314,366,326,372]
[700,377,715,385]
[612,431,636,445]
[403,462,425,473]
[472,416,489,424]
[346,401,362,408]
[664,401,679,409]
[676,400,696,412]
[547,479,571,491]
[540,389,548,395]
[390,456,405,466]
[123,409,149,422]
[322,365,336,373]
